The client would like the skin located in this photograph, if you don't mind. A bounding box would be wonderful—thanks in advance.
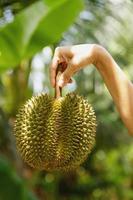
[50,44,133,135]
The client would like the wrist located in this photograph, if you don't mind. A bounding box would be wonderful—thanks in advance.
[93,44,113,71]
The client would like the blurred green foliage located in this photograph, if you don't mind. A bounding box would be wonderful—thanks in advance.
[0,0,133,200]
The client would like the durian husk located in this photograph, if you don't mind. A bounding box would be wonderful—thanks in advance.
[14,92,96,171]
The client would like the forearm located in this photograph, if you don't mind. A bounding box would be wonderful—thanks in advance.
[94,45,133,135]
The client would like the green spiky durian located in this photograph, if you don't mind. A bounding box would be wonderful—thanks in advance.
[14,92,96,171]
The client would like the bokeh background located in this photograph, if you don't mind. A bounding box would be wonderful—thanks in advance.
[0,0,133,199]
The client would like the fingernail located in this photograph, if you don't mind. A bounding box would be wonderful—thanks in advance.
[58,79,64,87]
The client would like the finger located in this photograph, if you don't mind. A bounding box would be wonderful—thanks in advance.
[50,47,69,87]
[57,63,75,88]
[57,71,69,87]
[50,57,59,87]
[62,59,78,78]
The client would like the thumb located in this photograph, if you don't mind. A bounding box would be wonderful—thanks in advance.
[57,72,71,87]
[57,61,77,87]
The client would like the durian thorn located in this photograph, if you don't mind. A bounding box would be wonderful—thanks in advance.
[55,64,63,99]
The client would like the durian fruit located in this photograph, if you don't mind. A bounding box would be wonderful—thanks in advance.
[14,92,96,171]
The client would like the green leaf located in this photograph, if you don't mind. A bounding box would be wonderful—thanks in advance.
[25,0,84,57]
[44,0,63,7]
[0,0,83,70]
[0,1,48,69]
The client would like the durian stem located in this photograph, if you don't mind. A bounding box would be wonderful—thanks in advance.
[55,64,62,98]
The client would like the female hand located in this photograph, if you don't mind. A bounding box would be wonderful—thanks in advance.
[50,43,133,135]
[50,44,98,88]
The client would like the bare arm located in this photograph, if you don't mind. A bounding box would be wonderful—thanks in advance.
[50,44,133,135]
[95,45,133,135]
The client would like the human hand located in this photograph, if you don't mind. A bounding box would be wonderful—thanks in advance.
[50,44,98,88]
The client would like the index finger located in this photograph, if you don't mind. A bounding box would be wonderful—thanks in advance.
[50,55,59,87]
